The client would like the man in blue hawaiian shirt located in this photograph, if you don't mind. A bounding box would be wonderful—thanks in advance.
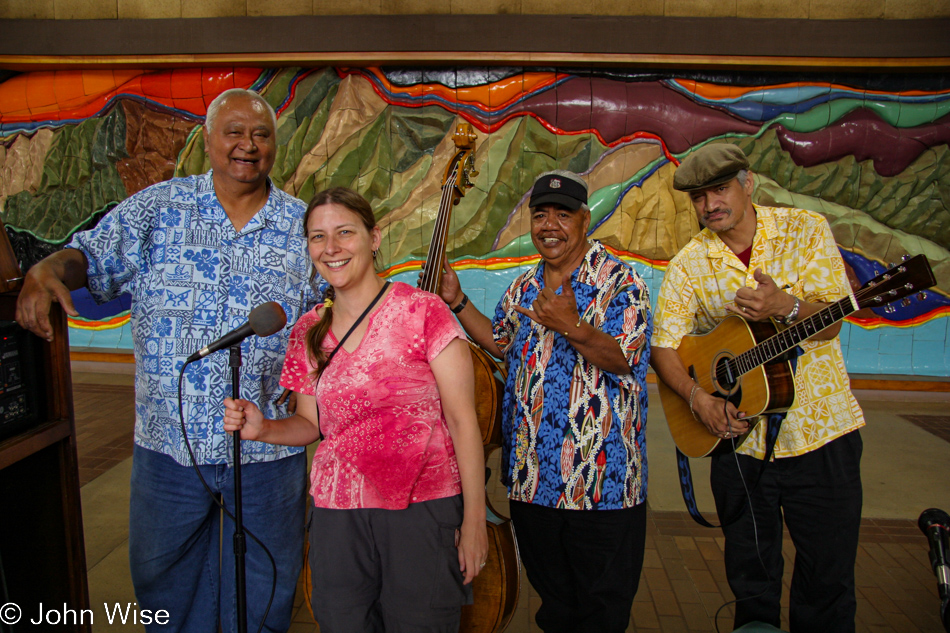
[17,88,319,633]
[437,171,653,633]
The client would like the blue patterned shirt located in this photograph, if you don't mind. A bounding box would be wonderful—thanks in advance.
[493,240,652,510]
[69,171,320,466]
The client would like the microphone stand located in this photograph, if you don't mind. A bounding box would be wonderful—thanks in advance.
[229,344,248,633]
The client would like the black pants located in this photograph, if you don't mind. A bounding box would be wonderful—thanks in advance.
[308,495,471,633]
[711,430,863,633]
[508,501,647,633]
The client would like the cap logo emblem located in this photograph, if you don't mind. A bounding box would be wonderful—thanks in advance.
[549,178,561,189]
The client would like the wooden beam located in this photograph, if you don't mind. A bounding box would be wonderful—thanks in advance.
[1,51,949,71]
[1,16,948,69]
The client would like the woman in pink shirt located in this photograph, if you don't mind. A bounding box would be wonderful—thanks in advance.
[223,187,488,632]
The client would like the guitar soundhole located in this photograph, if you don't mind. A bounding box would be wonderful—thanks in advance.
[712,355,739,397]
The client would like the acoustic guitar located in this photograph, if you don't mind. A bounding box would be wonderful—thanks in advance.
[658,254,937,458]
[416,122,521,633]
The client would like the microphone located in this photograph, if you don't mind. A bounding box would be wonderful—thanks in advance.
[186,302,287,363]
[919,508,950,603]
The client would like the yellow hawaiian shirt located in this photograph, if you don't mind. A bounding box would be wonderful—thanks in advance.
[651,205,865,459]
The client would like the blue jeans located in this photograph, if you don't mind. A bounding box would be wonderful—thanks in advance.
[129,445,307,633]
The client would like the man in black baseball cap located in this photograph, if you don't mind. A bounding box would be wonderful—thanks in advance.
[523,170,592,274]
[433,167,654,632]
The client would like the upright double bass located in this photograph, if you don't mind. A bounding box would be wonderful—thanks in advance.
[416,122,521,633]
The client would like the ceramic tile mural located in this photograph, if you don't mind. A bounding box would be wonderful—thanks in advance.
[1,66,947,375]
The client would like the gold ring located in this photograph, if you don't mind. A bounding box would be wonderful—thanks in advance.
[479,562,487,568]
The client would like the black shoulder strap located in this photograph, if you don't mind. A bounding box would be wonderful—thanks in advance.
[676,346,801,528]
[676,412,783,528]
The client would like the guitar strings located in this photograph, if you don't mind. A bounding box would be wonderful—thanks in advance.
[715,262,916,386]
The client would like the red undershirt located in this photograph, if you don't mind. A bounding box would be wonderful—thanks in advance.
[732,210,756,267]
[736,244,752,267]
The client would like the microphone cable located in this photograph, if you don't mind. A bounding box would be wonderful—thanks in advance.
[712,398,776,633]
[177,361,277,633]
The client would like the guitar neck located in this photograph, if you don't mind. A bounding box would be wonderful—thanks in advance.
[730,294,857,378]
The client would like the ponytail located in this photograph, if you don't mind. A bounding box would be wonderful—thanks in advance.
[305,285,336,379]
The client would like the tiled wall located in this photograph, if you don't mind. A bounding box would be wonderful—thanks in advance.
[2,63,947,378]
[0,0,947,19]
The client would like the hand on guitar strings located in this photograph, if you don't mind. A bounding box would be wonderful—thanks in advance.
[513,278,580,336]
[691,388,751,440]
[727,268,797,321]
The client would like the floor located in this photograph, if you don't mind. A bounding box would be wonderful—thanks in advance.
[73,368,950,633]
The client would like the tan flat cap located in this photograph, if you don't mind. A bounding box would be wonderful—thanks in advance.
[673,144,750,192]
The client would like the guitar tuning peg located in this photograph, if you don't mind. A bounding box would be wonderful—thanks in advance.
[917,291,928,301]
[884,305,896,314]
[902,254,911,261]
[888,262,897,269]
[901,298,912,307]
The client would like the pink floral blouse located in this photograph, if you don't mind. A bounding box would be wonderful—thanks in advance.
[280,282,466,510]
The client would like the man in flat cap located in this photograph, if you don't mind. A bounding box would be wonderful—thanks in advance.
[435,170,653,632]
[651,144,865,632]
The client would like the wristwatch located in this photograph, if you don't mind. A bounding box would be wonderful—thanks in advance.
[451,294,469,314]
[781,296,801,325]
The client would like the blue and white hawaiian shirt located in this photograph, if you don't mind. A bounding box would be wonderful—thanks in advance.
[69,171,321,466]
[493,240,652,510]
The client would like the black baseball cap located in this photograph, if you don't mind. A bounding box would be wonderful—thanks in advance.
[528,170,588,211]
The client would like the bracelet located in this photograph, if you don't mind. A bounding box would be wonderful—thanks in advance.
[450,294,468,315]
[564,318,583,338]
[688,383,701,421]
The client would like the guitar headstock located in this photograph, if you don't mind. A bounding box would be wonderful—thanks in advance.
[442,122,479,205]
[856,254,937,311]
